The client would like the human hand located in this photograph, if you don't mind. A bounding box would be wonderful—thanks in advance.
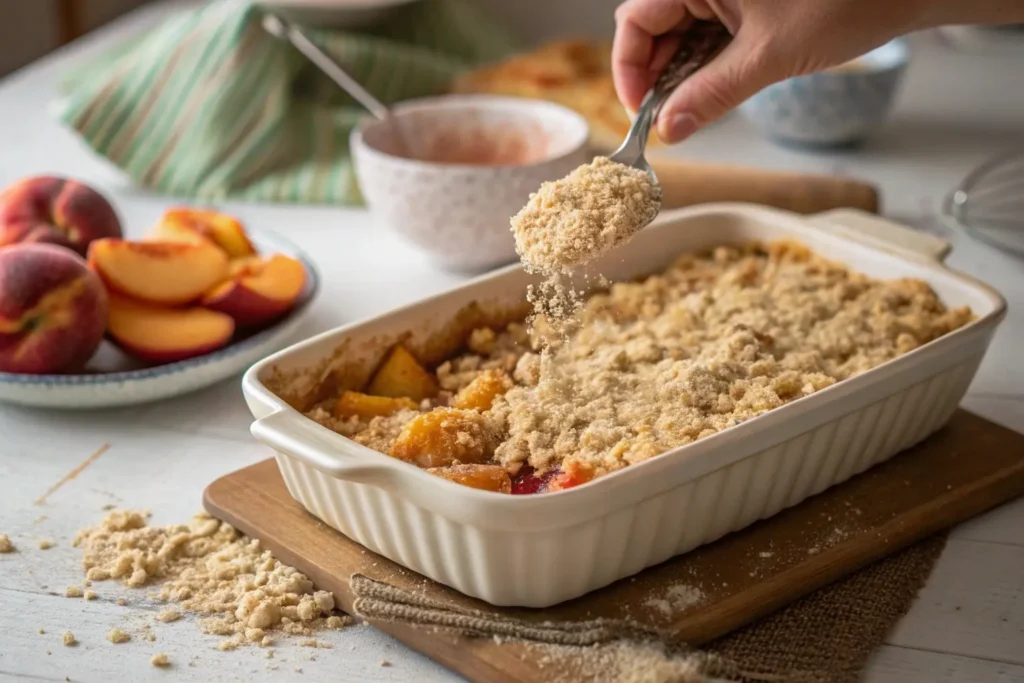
[611,0,1022,144]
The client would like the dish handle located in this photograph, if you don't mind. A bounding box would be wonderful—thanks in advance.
[250,410,397,487]
[807,208,952,262]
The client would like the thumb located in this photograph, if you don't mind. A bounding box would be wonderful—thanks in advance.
[656,33,779,143]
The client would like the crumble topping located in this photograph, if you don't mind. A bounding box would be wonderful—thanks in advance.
[511,156,662,273]
[73,510,350,646]
[305,242,972,489]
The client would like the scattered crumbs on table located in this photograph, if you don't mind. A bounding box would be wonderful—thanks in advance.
[117,598,127,606]
[65,586,84,598]
[62,632,77,646]
[759,551,773,558]
[35,515,48,524]
[0,534,15,553]
[39,628,46,634]
[151,653,170,667]
[107,628,130,644]
[84,590,98,600]
[380,660,392,667]
[38,539,55,550]
[157,609,182,623]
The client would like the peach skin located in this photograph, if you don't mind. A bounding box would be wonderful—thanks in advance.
[0,176,122,256]
[106,294,235,364]
[0,243,108,374]
[201,254,306,327]
[151,208,256,258]
[88,238,229,306]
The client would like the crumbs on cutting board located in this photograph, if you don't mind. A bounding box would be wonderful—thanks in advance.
[643,583,706,618]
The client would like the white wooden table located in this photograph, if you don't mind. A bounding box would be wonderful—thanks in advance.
[1,4,1022,682]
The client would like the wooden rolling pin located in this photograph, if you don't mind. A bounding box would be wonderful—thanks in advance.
[649,158,881,215]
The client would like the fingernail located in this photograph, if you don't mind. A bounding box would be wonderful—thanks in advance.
[660,112,700,142]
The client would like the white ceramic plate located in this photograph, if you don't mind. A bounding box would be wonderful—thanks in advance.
[256,0,422,29]
[0,229,320,410]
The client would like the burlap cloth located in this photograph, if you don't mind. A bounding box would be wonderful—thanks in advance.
[351,534,946,683]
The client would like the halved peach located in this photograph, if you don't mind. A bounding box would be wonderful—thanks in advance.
[106,294,234,364]
[88,238,229,306]
[151,208,256,258]
[334,391,417,420]
[201,254,306,327]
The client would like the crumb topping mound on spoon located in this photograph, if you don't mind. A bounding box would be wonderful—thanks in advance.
[511,156,662,273]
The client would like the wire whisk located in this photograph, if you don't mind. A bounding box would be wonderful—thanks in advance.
[942,148,1024,256]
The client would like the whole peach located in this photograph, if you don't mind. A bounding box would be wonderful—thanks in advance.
[0,176,122,256]
[0,243,108,374]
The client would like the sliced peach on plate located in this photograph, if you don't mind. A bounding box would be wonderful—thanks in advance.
[367,344,438,401]
[106,294,234,364]
[88,238,229,306]
[151,208,256,258]
[201,254,306,327]
[334,390,417,420]
[427,464,511,493]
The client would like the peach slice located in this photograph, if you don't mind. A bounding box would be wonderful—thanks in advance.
[367,344,438,401]
[390,408,494,468]
[88,239,229,306]
[452,369,514,412]
[427,464,511,493]
[151,208,256,258]
[201,254,306,327]
[333,391,417,420]
[106,294,234,364]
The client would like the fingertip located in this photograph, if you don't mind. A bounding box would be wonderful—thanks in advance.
[657,111,701,144]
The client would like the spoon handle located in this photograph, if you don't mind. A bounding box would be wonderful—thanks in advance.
[652,21,733,113]
[611,21,731,169]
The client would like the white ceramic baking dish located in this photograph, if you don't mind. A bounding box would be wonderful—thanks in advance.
[242,203,1006,608]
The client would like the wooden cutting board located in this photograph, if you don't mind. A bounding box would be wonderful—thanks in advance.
[204,410,1024,683]
[649,158,881,215]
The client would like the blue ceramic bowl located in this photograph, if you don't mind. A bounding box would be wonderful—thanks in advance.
[739,39,910,147]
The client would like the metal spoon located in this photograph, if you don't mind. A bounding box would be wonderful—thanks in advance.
[608,21,732,180]
[261,12,416,158]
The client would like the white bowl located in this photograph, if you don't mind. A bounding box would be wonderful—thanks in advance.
[256,0,422,29]
[351,95,590,272]
[0,229,319,410]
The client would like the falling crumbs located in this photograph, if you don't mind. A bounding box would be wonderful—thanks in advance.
[512,156,661,337]
[72,509,351,649]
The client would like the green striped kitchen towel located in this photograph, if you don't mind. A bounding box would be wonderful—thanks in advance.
[54,0,519,205]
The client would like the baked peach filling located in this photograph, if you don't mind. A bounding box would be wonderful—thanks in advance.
[305,242,973,494]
